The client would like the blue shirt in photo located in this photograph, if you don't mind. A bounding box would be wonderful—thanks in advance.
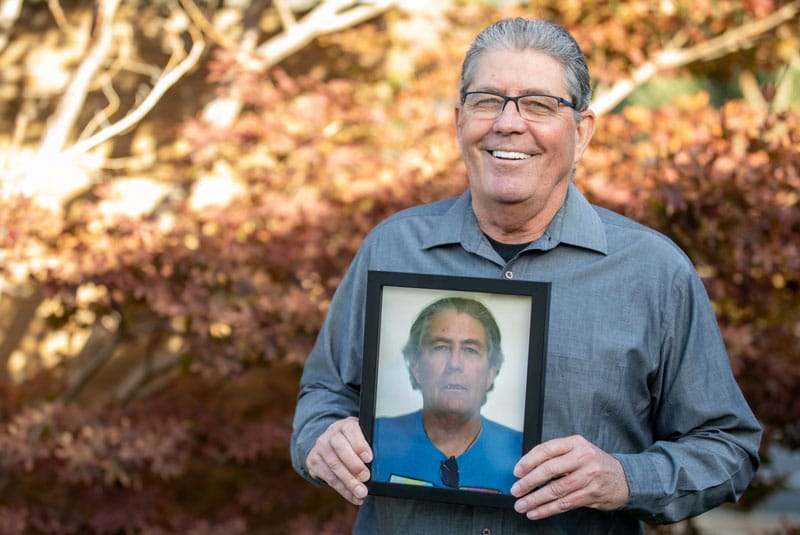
[372,410,522,494]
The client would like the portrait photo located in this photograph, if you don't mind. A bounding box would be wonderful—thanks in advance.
[360,271,550,508]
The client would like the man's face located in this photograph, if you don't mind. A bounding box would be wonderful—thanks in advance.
[410,311,498,419]
[455,48,595,214]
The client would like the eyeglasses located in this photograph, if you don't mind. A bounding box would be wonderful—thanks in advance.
[440,456,459,488]
[462,91,576,122]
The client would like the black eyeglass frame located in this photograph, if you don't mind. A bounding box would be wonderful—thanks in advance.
[461,90,577,118]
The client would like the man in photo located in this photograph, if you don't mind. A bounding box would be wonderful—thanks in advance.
[371,297,522,493]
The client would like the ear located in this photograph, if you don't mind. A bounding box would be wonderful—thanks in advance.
[454,103,464,141]
[409,356,422,385]
[573,109,596,163]
[485,365,498,391]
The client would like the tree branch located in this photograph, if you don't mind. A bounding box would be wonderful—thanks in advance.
[47,0,71,30]
[241,0,395,70]
[0,289,43,382]
[61,325,124,403]
[6,2,204,208]
[62,25,205,159]
[0,0,22,54]
[274,0,298,31]
[114,353,181,404]
[179,0,236,49]
[197,0,392,128]
[36,0,120,158]
[591,0,800,115]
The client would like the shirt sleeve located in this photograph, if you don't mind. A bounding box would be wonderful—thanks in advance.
[615,270,762,523]
[290,246,370,483]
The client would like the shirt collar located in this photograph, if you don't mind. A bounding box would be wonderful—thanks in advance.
[422,182,608,255]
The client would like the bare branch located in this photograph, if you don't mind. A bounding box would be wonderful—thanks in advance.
[242,0,396,70]
[133,366,181,399]
[6,0,203,207]
[36,0,121,158]
[307,0,394,33]
[274,0,298,30]
[61,325,124,403]
[48,0,71,30]
[0,289,43,382]
[1,100,34,176]
[179,0,236,49]
[63,25,205,159]
[114,353,181,404]
[6,0,119,205]
[591,0,800,115]
[0,0,22,53]
[77,79,121,143]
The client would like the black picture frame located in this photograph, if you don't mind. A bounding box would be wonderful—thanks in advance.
[359,270,550,509]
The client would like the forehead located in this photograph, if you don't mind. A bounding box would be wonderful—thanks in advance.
[469,48,568,96]
[425,311,487,341]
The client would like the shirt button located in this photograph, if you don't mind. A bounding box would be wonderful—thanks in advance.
[482,529,491,535]
[504,270,513,280]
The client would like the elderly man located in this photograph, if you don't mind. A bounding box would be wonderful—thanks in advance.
[371,296,522,493]
[291,17,761,534]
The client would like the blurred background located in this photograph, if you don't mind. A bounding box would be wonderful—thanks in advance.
[0,0,798,533]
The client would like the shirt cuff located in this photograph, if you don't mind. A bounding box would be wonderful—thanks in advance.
[613,452,668,523]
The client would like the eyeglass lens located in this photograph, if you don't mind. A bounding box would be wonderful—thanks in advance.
[463,93,562,121]
[440,456,459,488]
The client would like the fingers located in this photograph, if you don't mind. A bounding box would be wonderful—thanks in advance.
[306,416,373,506]
[511,435,630,520]
[512,436,579,495]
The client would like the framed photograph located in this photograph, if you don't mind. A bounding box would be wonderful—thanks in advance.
[359,270,550,509]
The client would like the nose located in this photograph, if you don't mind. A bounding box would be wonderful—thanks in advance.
[445,350,465,371]
[494,99,526,131]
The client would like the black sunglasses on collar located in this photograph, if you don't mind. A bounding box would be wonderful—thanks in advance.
[440,456,459,488]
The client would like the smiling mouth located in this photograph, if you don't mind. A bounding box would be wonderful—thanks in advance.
[441,384,468,391]
[491,150,531,160]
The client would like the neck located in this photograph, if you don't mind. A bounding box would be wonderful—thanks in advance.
[422,411,483,458]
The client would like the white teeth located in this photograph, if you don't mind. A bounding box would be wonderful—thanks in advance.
[492,150,531,160]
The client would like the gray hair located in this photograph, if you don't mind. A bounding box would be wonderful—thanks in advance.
[402,297,504,400]
[459,18,592,112]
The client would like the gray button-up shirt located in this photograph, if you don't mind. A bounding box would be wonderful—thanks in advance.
[291,183,761,534]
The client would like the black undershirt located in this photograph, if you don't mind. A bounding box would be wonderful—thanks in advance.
[484,234,532,263]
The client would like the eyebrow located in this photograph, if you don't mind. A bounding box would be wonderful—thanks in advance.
[469,86,562,97]
[423,336,486,349]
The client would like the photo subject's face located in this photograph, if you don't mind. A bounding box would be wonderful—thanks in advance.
[412,311,497,419]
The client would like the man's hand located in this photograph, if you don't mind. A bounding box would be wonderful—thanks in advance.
[510,435,630,520]
[306,416,373,506]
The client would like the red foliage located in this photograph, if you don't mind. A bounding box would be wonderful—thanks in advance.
[1,1,798,532]
[586,101,800,448]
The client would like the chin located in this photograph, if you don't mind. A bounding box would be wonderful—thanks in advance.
[482,178,535,199]
[487,190,533,205]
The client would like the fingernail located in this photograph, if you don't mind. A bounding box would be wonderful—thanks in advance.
[510,483,520,496]
[354,485,367,499]
[514,499,526,513]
